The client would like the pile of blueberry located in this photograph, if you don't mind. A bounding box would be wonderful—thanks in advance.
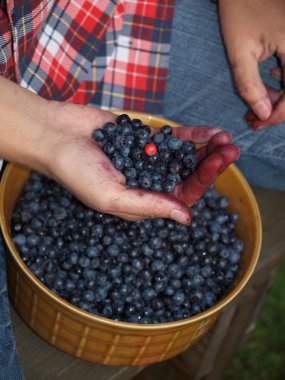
[11,172,244,324]
[92,114,197,193]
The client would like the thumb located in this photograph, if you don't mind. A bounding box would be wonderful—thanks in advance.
[232,54,272,121]
[109,188,192,225]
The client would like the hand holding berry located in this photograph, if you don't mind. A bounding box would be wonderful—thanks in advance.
[92,114,240,223]
[44,105,239,225]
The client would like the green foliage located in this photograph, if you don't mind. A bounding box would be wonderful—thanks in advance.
[225,263,285,380]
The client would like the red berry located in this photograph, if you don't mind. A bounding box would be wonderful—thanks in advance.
[144,143,157,156]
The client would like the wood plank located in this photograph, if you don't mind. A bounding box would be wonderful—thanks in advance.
[10,307,144,380]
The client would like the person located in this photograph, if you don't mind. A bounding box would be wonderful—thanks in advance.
[0,0,284,379]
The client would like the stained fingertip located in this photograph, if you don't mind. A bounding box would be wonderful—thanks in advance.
[170,208,192,225]
[211,131,233,145]
[250,118,269,130]
[216,144,240,166]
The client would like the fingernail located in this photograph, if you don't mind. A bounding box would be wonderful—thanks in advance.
[170,209,191,224]
[252,100,271,121]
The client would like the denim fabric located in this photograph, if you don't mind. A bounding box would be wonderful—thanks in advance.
[0,235,25,380]
[165,0,285,191]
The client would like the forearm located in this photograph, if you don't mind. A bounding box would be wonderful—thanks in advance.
[0,76,54,172]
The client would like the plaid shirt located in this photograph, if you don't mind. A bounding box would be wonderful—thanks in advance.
[0,0,175,114]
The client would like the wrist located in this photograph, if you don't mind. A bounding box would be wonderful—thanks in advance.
[0,76,58,175]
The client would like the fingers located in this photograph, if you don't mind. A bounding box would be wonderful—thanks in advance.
[175,145,240,206]
[245,86,285,129]
[105,188,192,225]
[246,54,285,129]
[196,131,233,162]
[171,126,221,143]
[231,54,272,121]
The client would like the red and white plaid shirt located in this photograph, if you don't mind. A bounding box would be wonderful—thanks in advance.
[0,0,175,114]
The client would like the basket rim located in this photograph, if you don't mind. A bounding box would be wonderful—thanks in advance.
[0,111,262,331]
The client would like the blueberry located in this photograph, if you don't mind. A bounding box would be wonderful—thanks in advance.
[120,146,131,158]
[151,181,162,192]
[182,141,196,154]
[83,290,95,302]
[174,151,185,161]
[102,305,113,318]
[159,150,171,162]
[132,258,144,272]
[229,251,240,264]
[27,201,40,213]
[112,154,125,170]
[201,265,213,278]
[134,160,144,170]
[131,147,143,161]
[183,154,197,169]
[103,142,116,156]
[123,157,132,168]
[79,256,90,268]
[151,260,165,272]
[180,168,193,180]
[13,234,26,247]
[119,121,133,135]
[170,279,182,290]
[233,239,244,253]
[86,246,100,258]
[172,291,185,306]
[125,179,137,189]
[141,288,156,301]
[162,179,176,193]
[103,121,116,136]
[96,287,109,301]
[138,175,152,189]
[169,160,183,174]
[124,167,137,180]
[219,197,229,209]
[149,236,162,249]
[92,128,105,141]
[116,114,131,124]
[167,137,183,151]
[131,118,143,129]
[192,274,204,288]
[161,125,173,135]
[152,132,165,144]
[204,291,216,307]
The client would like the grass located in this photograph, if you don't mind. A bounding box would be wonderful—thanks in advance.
[225,263,285,380]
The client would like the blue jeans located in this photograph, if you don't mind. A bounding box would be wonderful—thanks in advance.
[165,0,285,191]
[0,235,25,380]
[1,1,285,378]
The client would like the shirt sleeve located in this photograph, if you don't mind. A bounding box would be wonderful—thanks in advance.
[0,6,15,80]
[16,0,119,102]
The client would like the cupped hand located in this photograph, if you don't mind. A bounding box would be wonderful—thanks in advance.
[45,102,239,225]
[218,0,285,130]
